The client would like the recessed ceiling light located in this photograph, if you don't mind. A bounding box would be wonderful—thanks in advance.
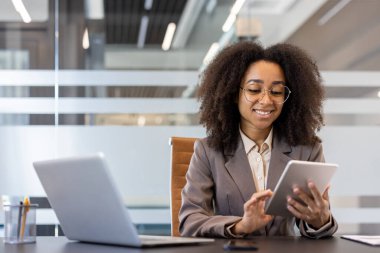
[222,13,236,32]
[12,0,32,23]
[82,28,90,49]
[231,0,246,15]
[222,0,246,32]
[144,0,153,11]
[203,43,220,65]
[162,23,176,51]
[137,16,149,48]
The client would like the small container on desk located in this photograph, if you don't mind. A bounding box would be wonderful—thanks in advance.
[3,203,38,244]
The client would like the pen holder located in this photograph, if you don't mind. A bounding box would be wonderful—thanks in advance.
[3,203,38,244]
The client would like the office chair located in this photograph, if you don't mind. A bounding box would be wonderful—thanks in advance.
[169,137,197,237]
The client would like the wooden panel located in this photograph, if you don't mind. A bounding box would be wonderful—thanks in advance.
[169,136,197,236]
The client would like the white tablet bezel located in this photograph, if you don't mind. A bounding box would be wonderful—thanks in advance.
[264,160,338,217]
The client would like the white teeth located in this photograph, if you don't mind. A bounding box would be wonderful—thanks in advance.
[255,110,271,115]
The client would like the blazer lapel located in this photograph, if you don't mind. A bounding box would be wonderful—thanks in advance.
[224,137,256,202]
[266,134,293,191]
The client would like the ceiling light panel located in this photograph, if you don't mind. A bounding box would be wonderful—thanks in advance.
[105,0,186,46]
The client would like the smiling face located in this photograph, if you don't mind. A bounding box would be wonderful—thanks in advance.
[238,60,286,140]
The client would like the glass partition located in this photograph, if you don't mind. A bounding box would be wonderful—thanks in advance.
[1,0,380,235]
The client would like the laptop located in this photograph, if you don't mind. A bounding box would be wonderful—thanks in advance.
[33,153,214,247]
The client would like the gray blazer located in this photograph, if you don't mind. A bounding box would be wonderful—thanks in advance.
[179,134,338,238]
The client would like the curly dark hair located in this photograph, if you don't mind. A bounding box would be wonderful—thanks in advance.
[198,41,325,153]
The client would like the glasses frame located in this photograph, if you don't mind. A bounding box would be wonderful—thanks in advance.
[240,85,291,104]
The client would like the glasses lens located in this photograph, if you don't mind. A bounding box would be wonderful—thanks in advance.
[243,85,291,104]
[271,86,290,104]
[282,86,291,103]
[270,85,285,96]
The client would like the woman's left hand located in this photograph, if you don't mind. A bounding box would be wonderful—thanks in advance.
[287,181,331,229]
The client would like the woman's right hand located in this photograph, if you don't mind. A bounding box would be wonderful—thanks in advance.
[232,190,274,235]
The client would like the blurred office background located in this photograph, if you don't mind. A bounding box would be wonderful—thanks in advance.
[0,0,380,235]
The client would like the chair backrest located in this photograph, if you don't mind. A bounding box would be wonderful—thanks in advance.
[169,136,197,237]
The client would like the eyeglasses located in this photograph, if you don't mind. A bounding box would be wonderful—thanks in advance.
[240,84,291,104]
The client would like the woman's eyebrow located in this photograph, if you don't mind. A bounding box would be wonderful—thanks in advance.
[246,79,264,84]
[272,80,286,85]
[246,79,285,85]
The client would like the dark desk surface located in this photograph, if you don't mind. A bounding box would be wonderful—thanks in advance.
[1,236,379,253]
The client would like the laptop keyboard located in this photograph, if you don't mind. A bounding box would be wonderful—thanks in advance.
[139,235,215,245]
[140,235,182,242]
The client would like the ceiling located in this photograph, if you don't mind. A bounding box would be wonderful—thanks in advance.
[104,0,380,71]
[104,0,187,46]
[1,0,380,71]
[286,0,380,71]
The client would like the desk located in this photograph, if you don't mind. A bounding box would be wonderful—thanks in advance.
[1,236,379,253]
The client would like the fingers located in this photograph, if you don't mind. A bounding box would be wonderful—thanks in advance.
[244,190,273,209]
[262,213,274,223]
[245,195,268,210]
[287,185,317,221]
[287,183,332,228]
[257,198,267,212]
[287,195,311,219]
[239,192,275,234]
[292,187,317,211]
[287,203,308,221]
[293,182,330,211]
[244,190,273,214]
[322,185,330,200]
[307,181,324,207]
[251,189,273,200]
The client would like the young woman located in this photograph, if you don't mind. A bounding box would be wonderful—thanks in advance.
[179,41,338,238]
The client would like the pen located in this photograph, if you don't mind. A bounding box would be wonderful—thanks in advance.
[17,201,23,240]
[19,196,30,240]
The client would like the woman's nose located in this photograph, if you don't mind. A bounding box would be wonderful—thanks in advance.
[258,90,273,104]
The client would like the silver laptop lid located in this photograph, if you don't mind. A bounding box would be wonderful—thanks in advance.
[33,153,143,247]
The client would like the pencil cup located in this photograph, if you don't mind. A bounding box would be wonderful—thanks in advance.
[3,204,38,244]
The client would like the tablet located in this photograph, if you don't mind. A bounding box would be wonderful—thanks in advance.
[265,160,338,217]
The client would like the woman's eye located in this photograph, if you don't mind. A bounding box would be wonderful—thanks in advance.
[248,89,261,94]
[271,91,284,96]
